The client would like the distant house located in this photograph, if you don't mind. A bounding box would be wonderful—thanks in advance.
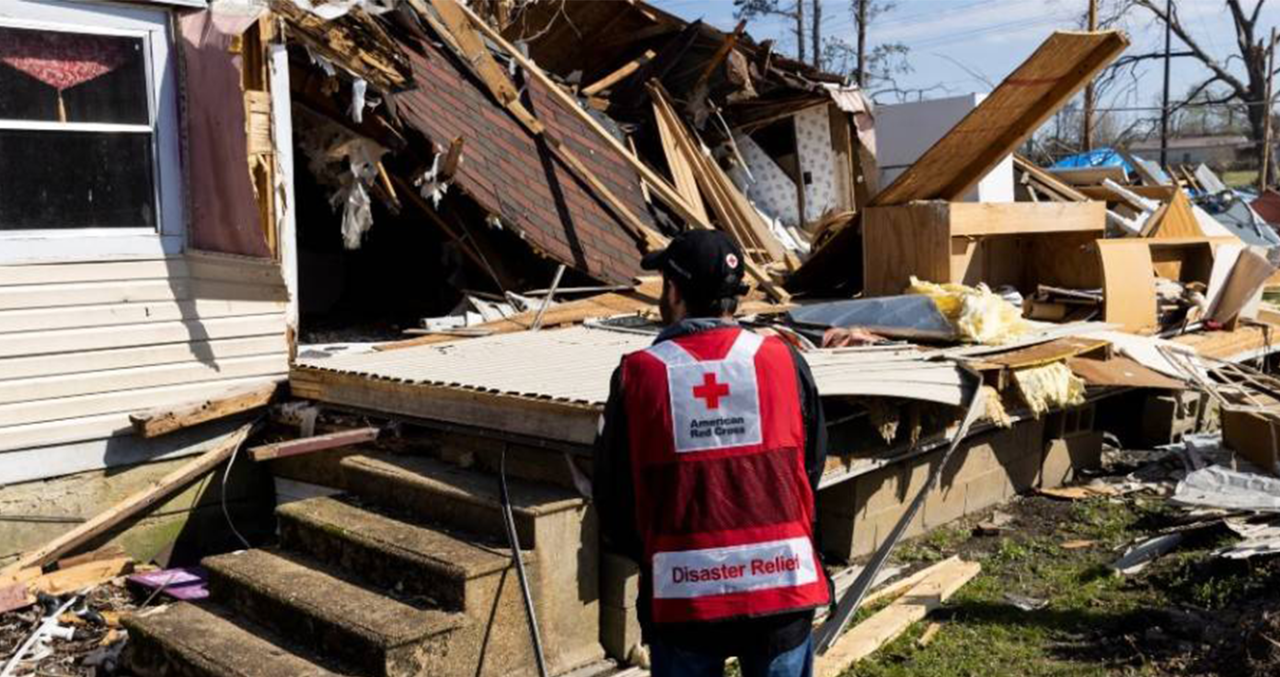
[1129,135,1252,166]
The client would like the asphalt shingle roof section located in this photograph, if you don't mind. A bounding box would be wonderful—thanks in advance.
[392,38,657,284]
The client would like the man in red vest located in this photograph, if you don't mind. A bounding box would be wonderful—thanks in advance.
[594,231,829,677]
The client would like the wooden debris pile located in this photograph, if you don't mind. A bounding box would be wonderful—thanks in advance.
[275,0,880,315]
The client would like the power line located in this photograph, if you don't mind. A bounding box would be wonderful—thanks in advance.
[905,12,1076,50]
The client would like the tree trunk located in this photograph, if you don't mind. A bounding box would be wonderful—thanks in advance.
[795,0,806,64]
[855,0,867,86]
[812,0,822,69]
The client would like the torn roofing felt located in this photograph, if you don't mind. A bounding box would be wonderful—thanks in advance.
[390,32,658,285]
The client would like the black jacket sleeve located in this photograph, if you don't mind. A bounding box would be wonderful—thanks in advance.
[593,364,643,562]
[790,345,827,495]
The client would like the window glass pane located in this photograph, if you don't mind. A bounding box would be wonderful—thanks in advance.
[0,27,149,124]
[0,130,156,230]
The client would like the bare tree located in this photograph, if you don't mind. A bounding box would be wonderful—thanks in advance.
[735,0,808,65]
[1109,0,1277,174]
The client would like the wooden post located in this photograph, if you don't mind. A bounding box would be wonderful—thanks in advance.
[1082,0,1098,151]
[1261,26,1276,194]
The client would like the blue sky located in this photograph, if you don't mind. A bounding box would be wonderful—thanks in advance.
[648,0,1280,116]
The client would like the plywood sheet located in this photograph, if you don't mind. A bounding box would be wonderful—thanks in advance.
[862,203,952,296]
[1095,240,1157,333]
[872,31,1129,206]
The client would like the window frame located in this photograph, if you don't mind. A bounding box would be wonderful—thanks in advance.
[0,0,184,264]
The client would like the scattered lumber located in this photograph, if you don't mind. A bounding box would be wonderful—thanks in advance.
[815,557,981,676]
[440,0,711,234]
[0,425,253,576]
[248,427,380,462]
[649,82,792,302]
[130,381,279,438]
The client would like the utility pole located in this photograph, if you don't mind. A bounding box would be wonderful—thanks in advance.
[1260,26,1276,193]
[795,0,806,65]
[1159,0,1173,167]
[856,0,867,86]
[1082,0,1098,151]
[812,0,822,69]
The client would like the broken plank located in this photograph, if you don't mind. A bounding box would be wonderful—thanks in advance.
[0,582,34,614]
[981,337,1111,370]
[130,381,279,438]
[583,49,656,96]
[31,557,133,595]
[249,427,380,462]
[1068,356,1186,389]
[861,556,960,608]
[816,558,981,676]
[0,425,253,576]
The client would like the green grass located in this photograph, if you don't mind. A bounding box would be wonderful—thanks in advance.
[1221,170,1259,190]
[842,498,1200,677]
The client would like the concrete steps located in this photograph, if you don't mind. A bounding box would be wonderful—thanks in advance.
[341,453,582,548]
[204,548,465,677]
[123,602,352,677]
[126,450,602,676]
[277,495,517,610]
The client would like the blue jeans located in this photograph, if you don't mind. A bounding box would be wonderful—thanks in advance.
[650,634,814,677]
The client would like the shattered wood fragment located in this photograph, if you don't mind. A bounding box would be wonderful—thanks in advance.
[129,382,279,438]
[582,49,657,96]
[248,427,381,462]
[270,0,410,91]
[0,426,253,576]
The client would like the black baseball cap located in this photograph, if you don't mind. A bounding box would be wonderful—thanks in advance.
[641,230,748,300]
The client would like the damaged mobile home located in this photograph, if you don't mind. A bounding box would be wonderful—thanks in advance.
[6,0,1280,675]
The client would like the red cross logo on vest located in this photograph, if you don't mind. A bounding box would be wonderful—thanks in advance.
[692,372,730,409]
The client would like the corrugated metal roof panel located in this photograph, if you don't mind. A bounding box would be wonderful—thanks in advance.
[296,326,970,407]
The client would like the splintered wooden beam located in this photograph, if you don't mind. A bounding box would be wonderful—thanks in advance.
[130,381,279,438]
[249,427,381,462]
[1,425,253,576]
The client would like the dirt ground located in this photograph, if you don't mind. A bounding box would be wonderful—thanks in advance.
[851,451,1280,677]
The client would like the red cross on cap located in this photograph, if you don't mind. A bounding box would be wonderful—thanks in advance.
[692,372,730,409]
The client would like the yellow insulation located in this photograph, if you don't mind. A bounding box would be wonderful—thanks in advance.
[1012,362,1086,418]
[907,277,1033,345]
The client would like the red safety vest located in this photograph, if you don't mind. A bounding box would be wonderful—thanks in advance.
[622,326,829,624]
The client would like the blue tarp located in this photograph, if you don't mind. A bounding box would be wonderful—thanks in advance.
[1051,148,1133,172]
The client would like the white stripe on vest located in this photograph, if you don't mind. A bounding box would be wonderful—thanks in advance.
[646,330,765,453]
[652,536,819,599]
